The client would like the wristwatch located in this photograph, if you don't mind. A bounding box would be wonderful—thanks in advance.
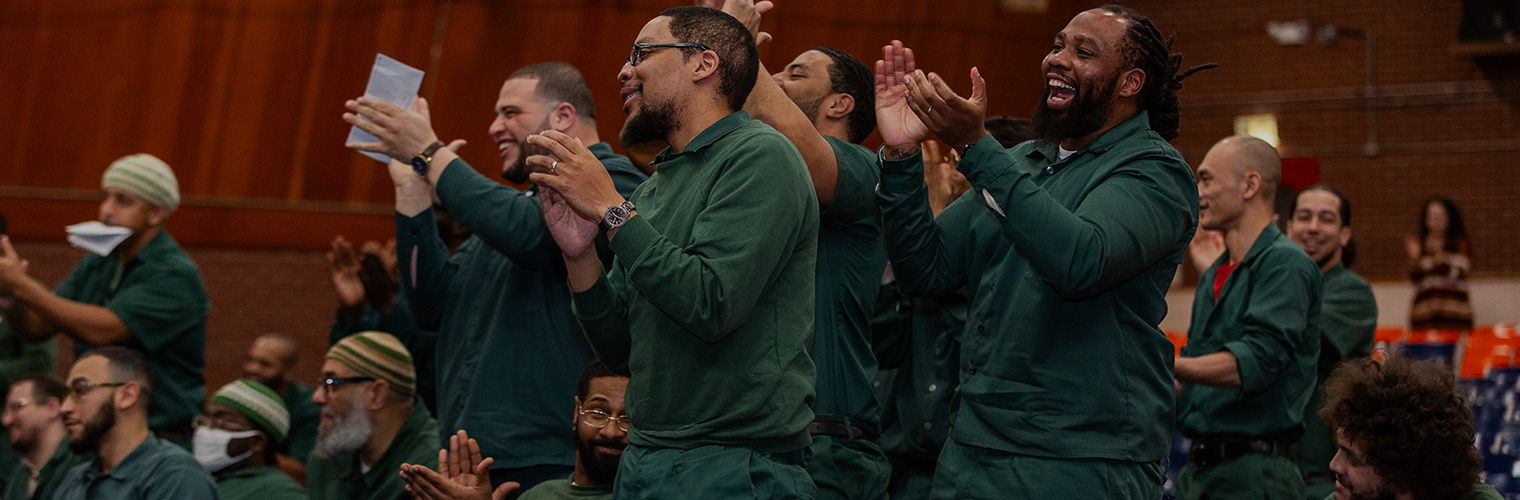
[410,141,446,175]
[600,201,636,233]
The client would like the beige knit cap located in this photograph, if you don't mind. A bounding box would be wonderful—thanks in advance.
[102,154,180,211]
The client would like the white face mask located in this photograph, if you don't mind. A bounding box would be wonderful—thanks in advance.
[192,426,260,473]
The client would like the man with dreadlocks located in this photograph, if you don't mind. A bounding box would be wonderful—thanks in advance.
[871,5,1211,498]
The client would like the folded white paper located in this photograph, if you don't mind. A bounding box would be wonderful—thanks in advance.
[347,54,426,163]
[65,221,134,257]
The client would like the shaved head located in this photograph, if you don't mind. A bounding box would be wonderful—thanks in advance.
[254,334,299,368]
[1214,135,1280,205]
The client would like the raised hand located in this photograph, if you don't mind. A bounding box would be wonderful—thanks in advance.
[525,131,626,221]
[344,96,442,162]
[539,186,599,260]
[875,40,928,156]
[905,67,989,153]
[698,0,775,44]
[1188,229,1226,274]
[327,236,365,309]
[358,240,397,314]
[400,430,519,500]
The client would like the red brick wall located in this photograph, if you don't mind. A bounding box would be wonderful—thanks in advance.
[14,240,337,394]
[1120,0,1520,280]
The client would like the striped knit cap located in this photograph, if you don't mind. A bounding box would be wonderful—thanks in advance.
[210,380,290,444]
[102,154,180,211]
[326,331,415,399]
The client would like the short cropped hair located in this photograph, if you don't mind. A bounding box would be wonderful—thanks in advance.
[660,6,759,112]
[509,62,597,120]
[81,346,153,407]
[1320,355,1481,500]
[576,359,627,401]
[14,375,67,404]
[1291,184,1353,227]
[812,47,876,144]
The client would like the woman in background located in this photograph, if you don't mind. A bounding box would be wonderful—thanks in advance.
[1405,196,1473,331]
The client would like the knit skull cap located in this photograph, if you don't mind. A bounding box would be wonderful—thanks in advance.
[209,379,290,444]
[326,331,415,399]
[102,153,180,211]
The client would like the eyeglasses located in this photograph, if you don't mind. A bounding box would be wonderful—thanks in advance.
[2,399,29,416]
[577,408,629,432]
[627,42,711,67]
[67,380,126,402]
[317,376,375,395]
[192,414,254,432]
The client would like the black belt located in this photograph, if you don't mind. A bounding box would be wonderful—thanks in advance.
[808,417,879,441]
[1188,437,1294,468]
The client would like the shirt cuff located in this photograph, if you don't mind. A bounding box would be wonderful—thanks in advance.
[956,134,1010,186]
[570,274,617,325]
[1220,340,1263,393]
[606,213,659,270]
[877,148,925,192]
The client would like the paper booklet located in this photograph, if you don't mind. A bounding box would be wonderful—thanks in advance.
[65,221,133,257]
[346,54,426,163]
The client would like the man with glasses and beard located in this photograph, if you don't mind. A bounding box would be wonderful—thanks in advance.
[528,6,818,499]
[870,5,1211,498]
[343,62,646,496]
[515,361,629,500]
[306,331,439,500]
[2,376,88,500]
[53,346,216,500]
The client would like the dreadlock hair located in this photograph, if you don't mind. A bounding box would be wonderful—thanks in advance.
[811,47,876,144]
[1099,5,1216,142]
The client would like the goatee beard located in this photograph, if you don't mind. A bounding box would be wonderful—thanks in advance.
[505,116,555,184]
[620,101,679,151]
[69,398,116,454]
[576,437,625,485]
[1031,77,1116,145]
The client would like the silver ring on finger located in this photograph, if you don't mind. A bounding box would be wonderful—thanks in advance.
[551,160,558,173]
[927,107,934,114]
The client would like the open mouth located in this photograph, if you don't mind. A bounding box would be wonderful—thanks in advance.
[620,86,642,113]
[1046,76,1076,109]
[495,138,517,161]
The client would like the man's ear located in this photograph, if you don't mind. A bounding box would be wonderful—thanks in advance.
[550,102,577,133]
[691,50,721,84]
[1242,171,1263,201]
[823,93,855,121]
[1338,226,1353,248]
[1118,67,1145,98]
[116,381,142,411]
[366,379,389,411]
[147,206,169,227]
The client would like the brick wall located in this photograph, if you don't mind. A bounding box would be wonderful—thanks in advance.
[1122,0,1520,281]
[13,240,337,394]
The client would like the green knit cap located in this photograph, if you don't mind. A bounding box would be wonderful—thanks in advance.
[326,331,415,399]
[210,380,290,444]
[102,153,180,211]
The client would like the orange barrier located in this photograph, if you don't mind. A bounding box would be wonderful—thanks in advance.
[1461,324,1520,379]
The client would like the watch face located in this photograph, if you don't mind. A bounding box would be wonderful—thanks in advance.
[410,157,428,175]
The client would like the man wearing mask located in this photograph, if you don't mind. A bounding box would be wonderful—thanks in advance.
[195,379,306,500]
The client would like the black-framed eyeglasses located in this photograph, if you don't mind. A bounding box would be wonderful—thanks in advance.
[577,408,630,432]
[627,42,711,66]
[66,380,126,402]
[192,414,255,432]
[317,376,375,395]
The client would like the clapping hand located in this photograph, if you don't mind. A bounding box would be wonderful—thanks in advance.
[875,40,928,157]
[400,430,519,500]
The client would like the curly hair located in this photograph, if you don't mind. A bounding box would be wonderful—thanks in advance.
[1098,5,1216,142]
[1417,196,1469,255]
[1320,355,1481,500]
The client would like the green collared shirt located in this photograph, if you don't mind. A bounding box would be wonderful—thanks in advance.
[573,111,819,453]
[3,435,87,500]
[306,402,439,500]
[518,477,613,500]
[55,231,208,434]
[1298,263,1376,478]
[871,281,966,459]
[53,434,217,500]
[814,137,886,425]
[396,143,646,469]
[280,381,319,463]
[1179,223,1322,440]
[876,111,1197,462]
[214,466,307,500]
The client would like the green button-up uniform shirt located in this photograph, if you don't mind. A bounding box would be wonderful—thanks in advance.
[1298,263,1376,478]
[814,137,886,426]
[0,320,57,490]
[871,281,965,459]
[573,111,818,453]
[4,435,87,500]
[279,381,318,463]
[53,435,217,500]
[518,477,612,500]
[876,111,1197,462]
[214,466,307,500]
[397,144,645,470]
[54,231,208,435]
[1179,224,1322,440]
[306,403,439,500]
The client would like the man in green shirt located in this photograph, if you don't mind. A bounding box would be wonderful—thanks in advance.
[2,376,87,500]
[242,334,320,477]
[871,5,1206,498]
[1176,136,1321,500]
[529,7,818,499]
[1283,185,1378,499]
[708,2,887,497]
[306,332,439,500]
[516,361,629,500]
[196,380,307,500]
[1320,355,1500,500]
[53,347,217,499]
[343,62,646,497]
[0,154,208,444]
[0,319,58,491]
